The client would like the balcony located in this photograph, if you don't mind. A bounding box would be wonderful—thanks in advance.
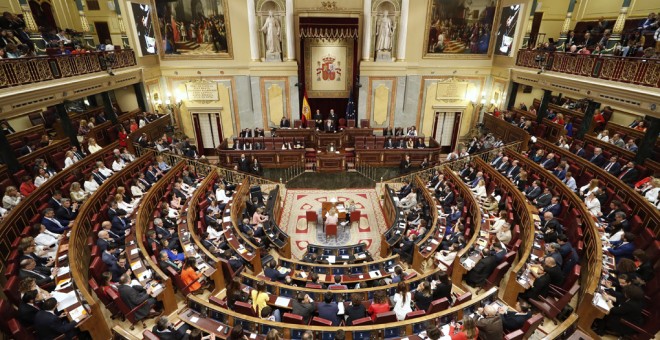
[0,49,137,89]
[516,49,660,88]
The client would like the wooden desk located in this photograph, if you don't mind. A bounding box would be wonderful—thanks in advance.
[316,151,345,172]
[316,132,343,148]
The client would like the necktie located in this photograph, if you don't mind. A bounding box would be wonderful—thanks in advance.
[28,270,47,279]
[618,169,629,179]
[605,163,613,171]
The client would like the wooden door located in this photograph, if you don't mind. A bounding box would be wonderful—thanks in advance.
[192,112,223,156]
[94,22,111,44]
[432,112,462,153]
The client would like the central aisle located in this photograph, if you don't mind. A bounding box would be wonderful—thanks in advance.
[279,188,387,260]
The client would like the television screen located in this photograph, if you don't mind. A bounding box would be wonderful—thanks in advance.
[131,3,157,56]
[495,4,522,56]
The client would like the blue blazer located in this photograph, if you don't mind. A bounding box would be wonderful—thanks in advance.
[609,242,635,262]
[41,217,68,234]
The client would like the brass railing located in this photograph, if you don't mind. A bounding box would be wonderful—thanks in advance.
[133,143,279,186]
[0,49,137,88]
[516,49,660,88]
[383,141,523,184]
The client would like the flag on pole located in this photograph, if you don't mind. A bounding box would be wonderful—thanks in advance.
[302,91,311,125]
[345,89,356,120]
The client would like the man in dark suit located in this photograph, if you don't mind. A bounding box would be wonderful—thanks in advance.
[41,208,71,234]
[540,212,561,232]
[313,110,324,130]
[505,160,520,179]
[33,298,79,339]
[158,250,181,275]
[599,200,622,223]
[496,158,510,173]
[106,201,119,220]
[490,153,504,168]
[399,155,411,174]
[280,116,290,128]
[589,148,606,167]
[617,161,638,186]
[393,234,415,263]
[117,273,161,321]
[55,198,78,222]
[237,154,250,173]
[18,290,40,326]
[48,191,63,210]
[324,119,335,133]
[606,211,630,234]
[384,137,395,149]
[102,244,128,282]
[524,181,542,200]
[607,232,636,262]
[539,153,556,170]
[111,209,131,235]
[153,218,179,250]
[97,230,118,253]
[264,260,287,282]
[574,145,587,158]
[19,258,54,286]
[152,316,191,340]
[71,146,86,161]
[397,181,412,199]
[543,256,565,286]
[465,249,498,287]
[520,262,551,300]
[145,165,159,184]
[541,196,562,217]
[440,188,455,212]
[91,168,107,185]
[533,187,552,208]
[427,171,441,188]
[602,156,622,176]
[500,300,533,332]
[146,230,163,253]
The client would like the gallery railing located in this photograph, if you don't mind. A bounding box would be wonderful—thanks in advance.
[0,49,137,88]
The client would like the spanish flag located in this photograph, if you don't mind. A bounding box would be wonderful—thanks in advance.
[302,91,311,125]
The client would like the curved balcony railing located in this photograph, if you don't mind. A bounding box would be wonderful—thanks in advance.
[516,49,660,88]
[0,49,136,89]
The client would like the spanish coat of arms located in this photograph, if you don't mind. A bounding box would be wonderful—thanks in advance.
[316,55,342,81]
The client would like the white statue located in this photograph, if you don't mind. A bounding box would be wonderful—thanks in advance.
[375,10,395,51]
[261,10,281,54]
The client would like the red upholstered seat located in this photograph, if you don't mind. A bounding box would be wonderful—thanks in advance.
[283,312,304,324]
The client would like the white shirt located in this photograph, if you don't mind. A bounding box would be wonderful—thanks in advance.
[207,226,224,239]
[88,144,102,153]
[579,184,599,196]
[472,185,487,199]
[435,250,457,271]
[117,201,134,214]
[585,197,601,216]
[112,159,126,171]
[138,119,146,128]
[3,195,21,209]
[644,187,659,204]
[98,167,113,177]
[609,229,624,243]
[64,157,76,169]
[131,185,144,197]
[34,175,49,187]
[564,177,577,191]
[598,134,609,142]
[84,180,99,193]
[215,189,230,204]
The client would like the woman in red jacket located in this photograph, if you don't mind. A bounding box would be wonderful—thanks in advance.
[19,175,37,196]
[118,125,128,148]
[448,316,479,340]
[367,290,391,320]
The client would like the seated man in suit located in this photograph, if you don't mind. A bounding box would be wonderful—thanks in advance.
[393,234,416,264]
[533,187,552,208]
[607,232,636,263]
[588,148,606,167]
[41,208,71,234]
[324,119,336,133]
[465,249,498,288]
[153,217,180,250]
[264,260,288,282]
[117,273,162,321]
[520,261,551,301]
[540,196,562,217]
[152,316,191,340]
[397,180,412,199]
[55,198,78,223]
[48,191,63,210]
[19,258,56,287]
[524,181,542,201]
[617,161,639,186]
[499,300,533,332]
[33,298,80,339]
[384,137,395,149]
[18,290,40,327]
[158,250,181,275]
[96,230,120,253]
[602,156,622,176]
[101,220,126,244]
[111,209,131,235]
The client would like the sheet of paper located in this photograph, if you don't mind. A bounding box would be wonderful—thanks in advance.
[250,334,257,339]
[275,296,291,307]
[69,305,88,322]
[327,256,336,264]
[431,239,440,245]
[57,266,70,275]
[217,325,224,332]
[369,270,381,278]
[130,261,142,270]
[190,316,199,323]
[130,248,139,255]
[463,258,475,268]
[299,271,307,278]
[223,216,231,222]
[52,291,78,310]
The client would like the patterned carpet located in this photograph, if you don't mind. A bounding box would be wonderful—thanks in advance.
[279,189,387,260]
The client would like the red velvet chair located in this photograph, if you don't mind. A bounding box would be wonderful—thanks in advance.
[310,316,333,326]
[427,297,449,314]
[349,210,361,229]
[282,312,304,324]
[325,223,337,239]
[106,288,149,330]
[405,310,426,320]
[373,311,397,324]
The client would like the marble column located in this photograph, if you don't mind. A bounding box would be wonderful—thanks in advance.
[557,0,577,51]
[246,0,260,61]
[362,0,372,61]
[396,0,409,61]
[608,0,632,48]
[285,0,295,61]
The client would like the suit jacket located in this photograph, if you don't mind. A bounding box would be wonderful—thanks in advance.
[238,158,250,172]
[118,284,153,321]
[21,252,49,267]
[19,268,53,286]
[506,166,520,178]
[553,169,567,180]
[145,170,158,184]
[497,162,510,173]
[535,193,552,208]
[501,311,532,332]
[540,158,556,170]
[56,206,76,221]
[111,216,130,234]
[159,259,180,275]
[34,310,77,339]
[466,255,497,286]
[525,186,542,200]
[18,302,40,326]
[264,267,287,282]
[609,242,635,261]
[96,238,116,253]
[400,239,414,254]
[542,203,562,217]
[603,162,622,176]
[575,148,586,158]
[524,272,551,300]
[397,185,412,199]
[589,154,606,167]
[152,326,188,340]
[618,167,638,185]
[42,217,68,234]
[48,197,62,210]
[476,315,504,340]
[491,156,503,168]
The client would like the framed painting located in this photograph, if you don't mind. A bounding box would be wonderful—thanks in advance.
[129,2,158,57]
[423,0,500,58]
[154,0,233,59]
[304,39,354,98]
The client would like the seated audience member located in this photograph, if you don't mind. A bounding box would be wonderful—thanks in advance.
[607,232,636,262]
[533,187,552,208]
[19,175,37,196]
[465,249,498,288]
[34,297,80,339]
[118,273,162,321]
[476,305,504,339]
[365,289,389,320]
[523,181,542,200]
[41,208,71,234]
[291,292,316,324]
[413,281,434,312]
[448,316,479,339]
[181,257,206,294]
[152,316,191,340]
[584,191,602,217]
[345,293,368,325]
[499,300,533,332]
[19,258,56,286]
[317,292,340,325]
[562,172,577,192]
[2,185,22,210]
[496,222,512,244]
[595,285,645,336]
[264,260,287,282]
[393,234,415,263]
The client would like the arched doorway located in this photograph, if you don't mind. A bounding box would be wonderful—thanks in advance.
[29,0,57,31]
